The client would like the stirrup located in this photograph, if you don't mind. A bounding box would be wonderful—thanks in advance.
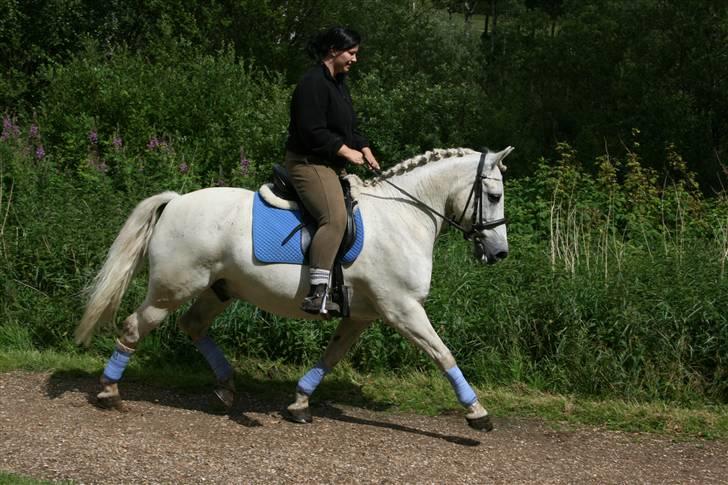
[301,284,340,316]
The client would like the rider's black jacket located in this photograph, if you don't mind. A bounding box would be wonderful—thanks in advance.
[285,64,369,168]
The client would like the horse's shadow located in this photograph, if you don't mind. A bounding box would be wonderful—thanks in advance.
[45,368,480,447]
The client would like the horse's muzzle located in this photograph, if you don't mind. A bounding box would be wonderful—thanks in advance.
[473,239,509,264]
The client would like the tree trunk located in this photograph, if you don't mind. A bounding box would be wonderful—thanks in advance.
[490,0,498,54]
[464,1,478,23]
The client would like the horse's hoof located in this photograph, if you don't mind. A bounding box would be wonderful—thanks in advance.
[284,406,312,424]
[213,388,235,410]
[466,414,493,432]
[96,394,126,412]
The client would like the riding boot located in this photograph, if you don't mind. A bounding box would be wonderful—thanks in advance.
[301,283,340,316]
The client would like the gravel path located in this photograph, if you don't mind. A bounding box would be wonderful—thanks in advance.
[0,371,726,484]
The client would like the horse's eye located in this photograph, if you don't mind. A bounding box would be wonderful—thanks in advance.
[488,193,501,204]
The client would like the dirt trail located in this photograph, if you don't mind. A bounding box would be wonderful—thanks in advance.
[0,371,726,484]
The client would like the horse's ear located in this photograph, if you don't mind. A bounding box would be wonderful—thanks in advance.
[494,146,514,172]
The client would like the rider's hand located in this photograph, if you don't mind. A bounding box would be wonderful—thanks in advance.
[362,147,380,171]
[338,145,365,165]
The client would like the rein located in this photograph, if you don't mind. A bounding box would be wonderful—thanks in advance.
[365,152,507,240]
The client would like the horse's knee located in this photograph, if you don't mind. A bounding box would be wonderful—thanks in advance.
[382,302,456,371]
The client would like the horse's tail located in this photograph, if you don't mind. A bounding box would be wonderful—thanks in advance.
[75,191,180,346]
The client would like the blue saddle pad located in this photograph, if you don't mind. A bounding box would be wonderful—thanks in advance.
[252,192,364,265]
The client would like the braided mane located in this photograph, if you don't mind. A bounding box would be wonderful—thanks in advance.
[344,147,481,197]
[363,147,478,187]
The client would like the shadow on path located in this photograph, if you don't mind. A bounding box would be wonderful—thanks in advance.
[44,369,480,446]
[319,403,481,446]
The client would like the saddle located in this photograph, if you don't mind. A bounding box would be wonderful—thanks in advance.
[269,164,357,317]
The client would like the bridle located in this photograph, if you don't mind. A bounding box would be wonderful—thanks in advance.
[365,152,507,242]
[456,152,508,240]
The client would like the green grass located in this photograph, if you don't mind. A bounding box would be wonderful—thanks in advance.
[1,347,726,441]
[0,471,68,484]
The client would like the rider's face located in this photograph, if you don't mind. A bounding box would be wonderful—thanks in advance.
[332,46,359,75]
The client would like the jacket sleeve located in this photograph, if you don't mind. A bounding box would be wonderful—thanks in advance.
[290,76,344,160]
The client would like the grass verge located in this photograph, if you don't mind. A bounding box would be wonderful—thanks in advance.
[1,348,726,440]
[0,471,67,484]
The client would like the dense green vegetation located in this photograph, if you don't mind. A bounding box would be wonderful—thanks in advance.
[2,0,727,409]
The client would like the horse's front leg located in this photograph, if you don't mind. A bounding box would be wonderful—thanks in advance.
[286,318,372,423]
[382,299,493,432]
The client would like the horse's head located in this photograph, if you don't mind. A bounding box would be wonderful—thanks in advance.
[452,147,513,264]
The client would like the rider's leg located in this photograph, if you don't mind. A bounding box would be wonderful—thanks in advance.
[285,154,346,314]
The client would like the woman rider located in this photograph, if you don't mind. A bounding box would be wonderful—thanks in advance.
[284,26,380,315]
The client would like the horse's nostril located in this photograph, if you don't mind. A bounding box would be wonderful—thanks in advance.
[495,251,509,261]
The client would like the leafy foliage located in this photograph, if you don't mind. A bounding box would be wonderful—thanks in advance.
[1,0,728,405]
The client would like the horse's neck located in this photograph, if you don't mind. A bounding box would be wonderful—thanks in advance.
[365,155,474,237]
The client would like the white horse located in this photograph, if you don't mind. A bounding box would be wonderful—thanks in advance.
[75,146,513,431]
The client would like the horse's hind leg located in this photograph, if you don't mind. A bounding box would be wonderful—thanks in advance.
[286,318,372,423]
[97,301,173,410]
[178,287,235,409]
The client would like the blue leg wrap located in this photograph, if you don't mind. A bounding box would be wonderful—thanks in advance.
[445,366,478,407]
[297,361,330,396]
[195,336,234,382]
[103,348,132,383]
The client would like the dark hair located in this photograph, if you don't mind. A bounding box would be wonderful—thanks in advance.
[306,27,361,62]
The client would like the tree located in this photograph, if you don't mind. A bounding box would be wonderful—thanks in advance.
[525,0,564,36]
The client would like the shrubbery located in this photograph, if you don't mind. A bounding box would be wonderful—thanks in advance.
[2,1,728,405]
[2,107,727,403]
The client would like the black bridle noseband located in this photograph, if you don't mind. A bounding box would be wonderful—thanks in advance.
[366,152,507,241]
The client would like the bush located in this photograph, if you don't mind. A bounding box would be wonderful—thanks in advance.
[37,42,289,188]
[3,125,728,403]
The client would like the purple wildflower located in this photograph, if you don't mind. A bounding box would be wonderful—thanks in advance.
[35,145,45,159]
[112,136,123,150]
[147,137,160,150]
[1,116,13,141]
[240,148,250,176]
[178,162,189,174]
[88,130,98,144]
[29,123,39,139]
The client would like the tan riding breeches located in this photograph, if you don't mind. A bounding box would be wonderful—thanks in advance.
[284,151,347,272]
